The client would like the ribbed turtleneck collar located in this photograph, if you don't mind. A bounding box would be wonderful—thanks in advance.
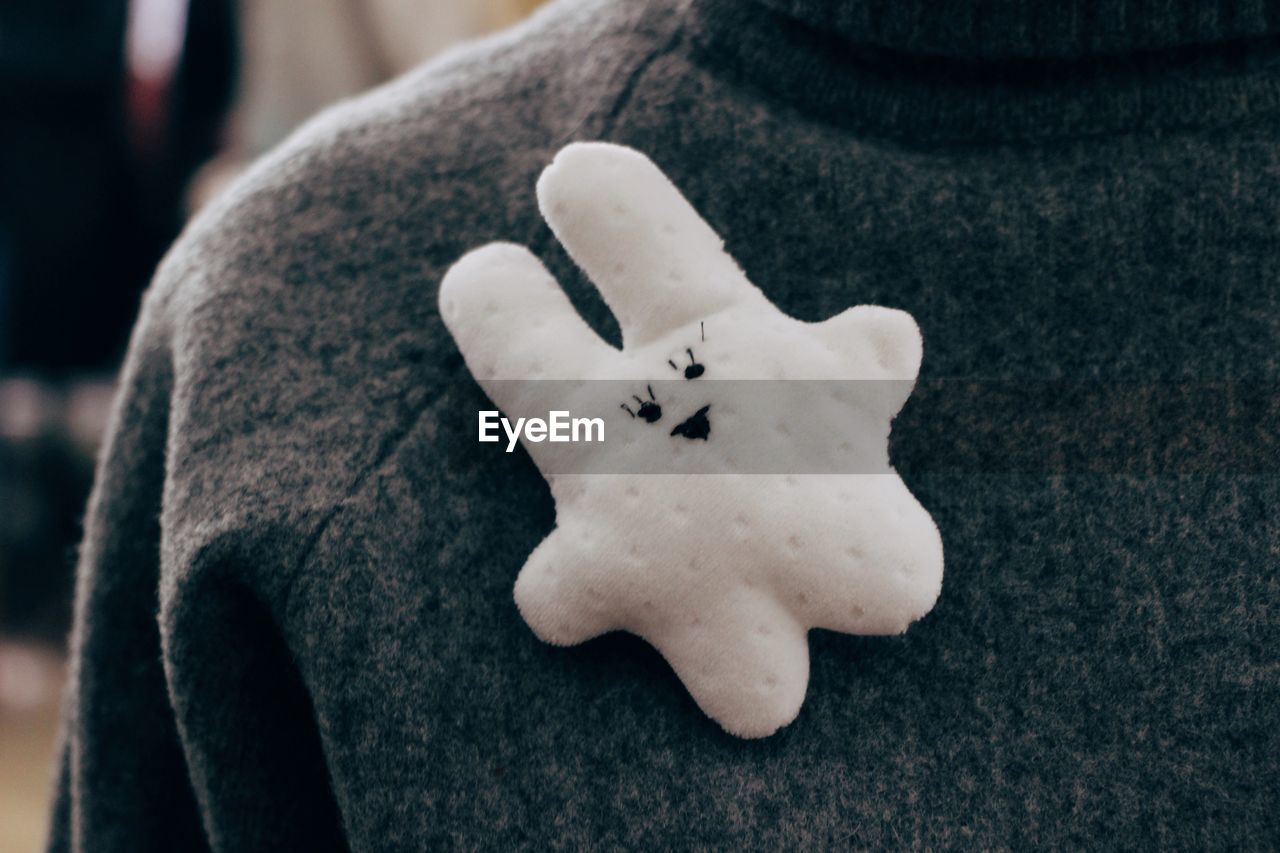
[688,0,1280,142]
[751,0,1280,60]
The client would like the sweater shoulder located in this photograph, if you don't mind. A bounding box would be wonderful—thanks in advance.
[144,0,690,590]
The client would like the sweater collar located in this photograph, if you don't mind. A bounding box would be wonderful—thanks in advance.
[748,0,1280,60]
[688,0,1280,142]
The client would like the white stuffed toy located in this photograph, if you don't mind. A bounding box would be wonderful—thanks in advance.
[439,142,943,738]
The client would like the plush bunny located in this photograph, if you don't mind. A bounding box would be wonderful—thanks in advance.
[439,142,943,738]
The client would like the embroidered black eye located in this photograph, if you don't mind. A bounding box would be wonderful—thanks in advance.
[620,385,662,423]
[669,348,705,380]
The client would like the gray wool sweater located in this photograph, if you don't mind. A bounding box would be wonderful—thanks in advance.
[49,0,1280,849]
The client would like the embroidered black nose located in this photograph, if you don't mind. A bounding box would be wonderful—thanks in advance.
[670,405,711,440]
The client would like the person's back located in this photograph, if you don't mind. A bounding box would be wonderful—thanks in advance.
[50,0,1280,849]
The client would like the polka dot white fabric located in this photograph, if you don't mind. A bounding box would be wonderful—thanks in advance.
[439,142,944,738]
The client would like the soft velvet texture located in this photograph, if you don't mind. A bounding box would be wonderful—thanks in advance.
[50,0,1279,849]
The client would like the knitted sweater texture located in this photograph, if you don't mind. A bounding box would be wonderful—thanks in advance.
[50,0,1280,848]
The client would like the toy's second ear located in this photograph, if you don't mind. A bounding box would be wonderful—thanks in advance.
[819,305,923,379]
[535,142,757,347]
[816,305,923,417]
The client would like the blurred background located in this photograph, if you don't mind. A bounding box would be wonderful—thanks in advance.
[0,1,544,849]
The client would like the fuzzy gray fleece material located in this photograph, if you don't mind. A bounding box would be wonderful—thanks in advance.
[49,0,1280,848]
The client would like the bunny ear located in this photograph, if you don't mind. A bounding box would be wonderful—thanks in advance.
[815,305,923,418]
[439,242,617,386]
[536,142,764,348]
[816,305,923,380]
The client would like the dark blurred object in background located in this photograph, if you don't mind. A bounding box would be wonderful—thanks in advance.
[0,0,238,374]
[0,379,114,642]
[0,0,236,648]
